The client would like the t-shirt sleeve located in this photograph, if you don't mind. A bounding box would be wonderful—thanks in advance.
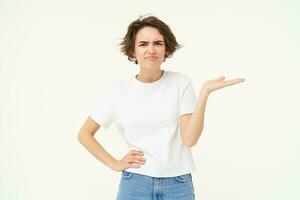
[179,78,197,116]
[89,85,116,129]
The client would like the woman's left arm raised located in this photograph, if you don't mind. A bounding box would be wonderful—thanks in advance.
[181,76,245,148]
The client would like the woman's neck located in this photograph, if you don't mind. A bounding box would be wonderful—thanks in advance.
[136,69,164,83]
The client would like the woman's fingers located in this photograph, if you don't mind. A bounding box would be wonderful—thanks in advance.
[217,76,226,80]
[129,158,146,164]
[129,154,145,159]
[119,150,146,171]
[129,155,146,162]
[224,78,245,87]
[128,152,146,164]
[125,150,146,168]
[130,150,144,156]
[203,76,245,93]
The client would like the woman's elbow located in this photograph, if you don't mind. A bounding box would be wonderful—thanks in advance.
[77,130,93,143]
[183,140,197,148]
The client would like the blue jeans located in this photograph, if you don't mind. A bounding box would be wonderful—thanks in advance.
[116,170,195,200]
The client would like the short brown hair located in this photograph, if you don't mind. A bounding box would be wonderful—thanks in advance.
[119,15,182,64]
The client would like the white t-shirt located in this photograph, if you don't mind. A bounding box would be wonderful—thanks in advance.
[89,70,198,177]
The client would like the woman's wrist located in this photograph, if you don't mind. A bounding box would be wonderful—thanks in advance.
[199,87,210,98]
[108,158,118,170]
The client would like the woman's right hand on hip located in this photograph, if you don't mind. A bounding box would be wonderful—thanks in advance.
[111,150,146,172]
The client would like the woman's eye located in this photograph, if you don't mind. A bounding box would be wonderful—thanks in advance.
[139,43,163,46]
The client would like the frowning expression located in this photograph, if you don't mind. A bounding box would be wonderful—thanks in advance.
[133,26,166,68]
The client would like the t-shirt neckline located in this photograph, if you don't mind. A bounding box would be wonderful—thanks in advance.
[133,70,168,87]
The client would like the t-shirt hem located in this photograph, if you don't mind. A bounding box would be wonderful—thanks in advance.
[125,167,197,178]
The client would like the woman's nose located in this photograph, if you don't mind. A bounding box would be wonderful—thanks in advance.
[147,45,155,53]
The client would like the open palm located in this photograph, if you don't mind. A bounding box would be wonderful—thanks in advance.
[202,76,245,94]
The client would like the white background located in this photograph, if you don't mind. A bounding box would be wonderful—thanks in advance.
[1,0,299,199]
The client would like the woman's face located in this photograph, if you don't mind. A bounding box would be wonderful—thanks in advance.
[133,26,166,70]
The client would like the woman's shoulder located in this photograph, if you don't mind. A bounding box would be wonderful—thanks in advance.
[167,70,192,83]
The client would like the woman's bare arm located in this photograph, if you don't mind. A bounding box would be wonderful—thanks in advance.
[77,117,117,170]
[77,117,146,171]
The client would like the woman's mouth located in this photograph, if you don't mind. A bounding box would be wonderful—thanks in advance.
[146,56,158,60]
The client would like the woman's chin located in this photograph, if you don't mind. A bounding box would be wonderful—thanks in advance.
[140,62,162,68]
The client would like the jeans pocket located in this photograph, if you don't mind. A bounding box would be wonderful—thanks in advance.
[175,173,192,182]
[121,170,134,180]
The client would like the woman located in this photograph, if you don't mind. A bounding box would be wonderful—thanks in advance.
[77,15,245,200]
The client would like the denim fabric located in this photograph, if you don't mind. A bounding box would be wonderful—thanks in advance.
[116,170,195,200]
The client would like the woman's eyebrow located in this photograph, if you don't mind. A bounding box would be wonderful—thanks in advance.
[138,40,164,44]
